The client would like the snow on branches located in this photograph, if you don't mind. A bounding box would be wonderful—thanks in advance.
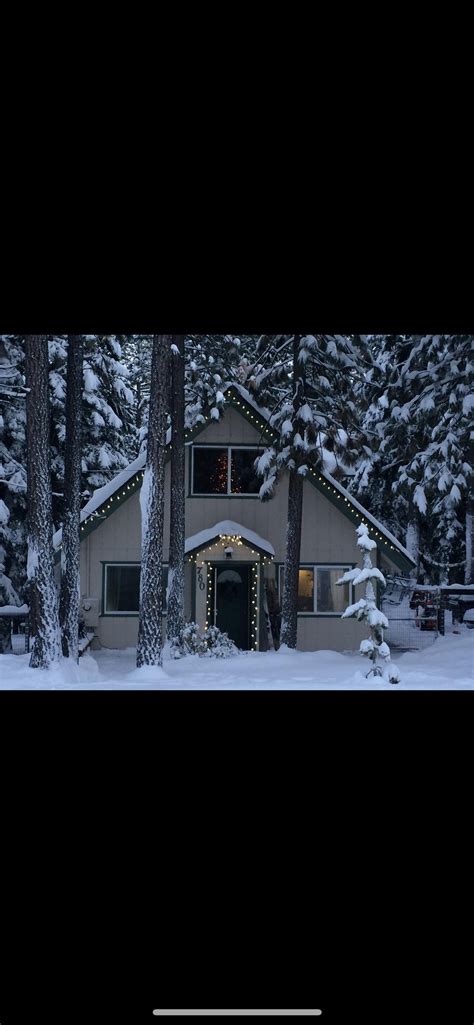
[338,523,401,684]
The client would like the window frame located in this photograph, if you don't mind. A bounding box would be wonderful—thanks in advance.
[191,445,263,497]
[277,563,353,617]
[102,562,169,617]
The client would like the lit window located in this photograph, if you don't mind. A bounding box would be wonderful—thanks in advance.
[193,448,228,494]
[230,449,260,494]
[192,447,261,495]
[316,568,349,614]
[278,565,351,614]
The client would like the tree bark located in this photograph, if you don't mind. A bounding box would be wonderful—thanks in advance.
[167,335,186,644]
[465,434,473,585]
[136,336,169,667]
[26,336,62,668]
[405,514,420,581]
[59,336,84,659]
[280,335,305,649]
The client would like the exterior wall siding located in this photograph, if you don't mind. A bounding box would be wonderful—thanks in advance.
[77,406,401,653]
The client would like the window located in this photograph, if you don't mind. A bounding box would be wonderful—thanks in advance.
[193,447,229,494]
[104,564,168,615]
[192,447,262,495]
[230,449,261,494]
[278,565,352,615]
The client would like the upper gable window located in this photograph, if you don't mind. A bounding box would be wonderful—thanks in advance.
[192,446,262,496]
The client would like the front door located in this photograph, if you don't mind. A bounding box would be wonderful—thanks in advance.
[215,565,250,650]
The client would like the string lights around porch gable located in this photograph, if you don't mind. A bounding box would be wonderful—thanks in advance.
[205,561,213,631]
[251,564,259,650]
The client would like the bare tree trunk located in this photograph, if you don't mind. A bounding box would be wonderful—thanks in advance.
[405,514,420,581]
[280,334,305,649]
[59,336,84,659]
[280,467,304,648]
[167,335,186,645]
[26,336,61,668]
[136,336,169,667]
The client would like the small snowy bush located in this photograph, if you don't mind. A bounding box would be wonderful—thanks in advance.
[169,622,238,659]
[200,625,238,658]
[170,621,204,658]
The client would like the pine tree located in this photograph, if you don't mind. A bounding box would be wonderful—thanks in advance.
[184,335,242,427]
[253,334,362,648]
[136,336,169,668]
[48,335,135,520]
[25,337,61,668]
[338,524,401,684]
[167,335,186,648]
[59,336,84,660]
[349,335,474,584]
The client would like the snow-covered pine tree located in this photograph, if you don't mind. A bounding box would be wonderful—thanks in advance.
[337,523,400,684]
[48,335,135,522]
[184,335,240,428]
[348,334,421,573]
[120,335,154,450]
[167,335,186,649]
[349,335,473,584]
[136,336,169,668]
[253,333,362,649]
[59,336,84,660]
[25,337,61,668]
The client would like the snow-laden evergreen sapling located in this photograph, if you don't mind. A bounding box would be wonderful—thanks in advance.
[337,523,401,684]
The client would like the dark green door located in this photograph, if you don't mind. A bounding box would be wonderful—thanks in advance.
[215,565,250,650]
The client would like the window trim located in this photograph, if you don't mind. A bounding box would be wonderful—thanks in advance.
[191,444,263,497]
[277,563,354,617]
[101,561,169,617]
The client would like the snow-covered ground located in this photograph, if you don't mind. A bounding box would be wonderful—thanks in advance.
[0,630,472,689]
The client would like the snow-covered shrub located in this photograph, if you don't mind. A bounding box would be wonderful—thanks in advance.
[169,621,239,658]
[337,523,401,684]
[170,621,204,658]
[200,625,238,658]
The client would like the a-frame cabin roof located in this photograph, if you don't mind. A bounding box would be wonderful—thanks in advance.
[53,383,416,574]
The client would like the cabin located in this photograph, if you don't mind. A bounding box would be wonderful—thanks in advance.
[53,385,415,652]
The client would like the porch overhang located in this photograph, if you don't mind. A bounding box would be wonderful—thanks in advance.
[185,520,275,561]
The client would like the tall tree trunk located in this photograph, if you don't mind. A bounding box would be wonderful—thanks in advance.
[136,336,169,667]
[280,335,305,649]
[26,336,62,668]
[59,336,84,659]
[466,439,473,584]
[280,467,304,648]
[405,513,420,580]
[167,335,186,645]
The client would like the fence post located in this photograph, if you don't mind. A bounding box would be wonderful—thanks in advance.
[438,600,445,636]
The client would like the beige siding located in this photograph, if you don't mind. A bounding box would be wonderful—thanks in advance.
[76,405,404,652]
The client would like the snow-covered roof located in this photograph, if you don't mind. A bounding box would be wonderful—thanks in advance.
[185,520,275,557]
[229,381,272,421]
[53,451,147,550]
[0,604,29,616]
